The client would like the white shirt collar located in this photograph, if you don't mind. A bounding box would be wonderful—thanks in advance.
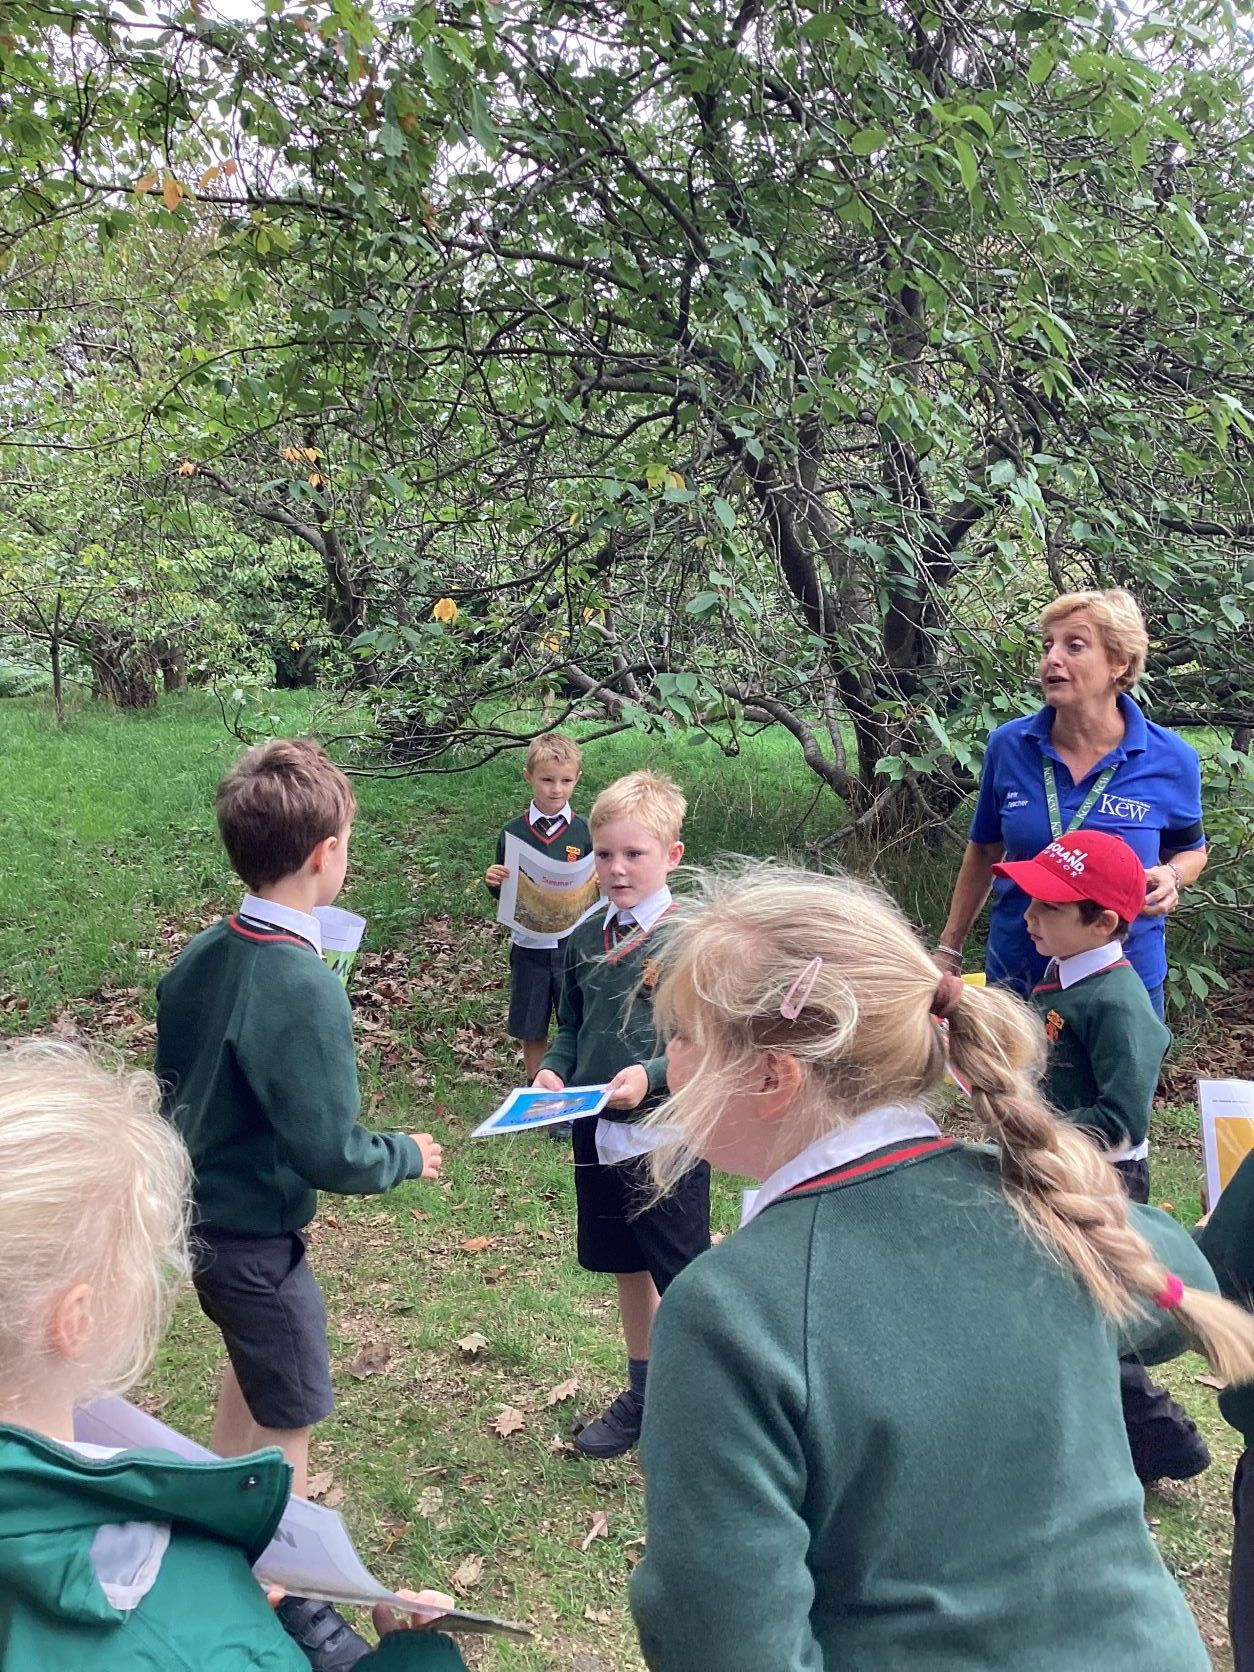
[741,1103,942,1226]
[604,884,672,935]
[529,801,572,826]
[1056,940,1123,989]
[239,894,322,954]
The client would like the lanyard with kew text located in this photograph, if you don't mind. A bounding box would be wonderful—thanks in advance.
[1042,757,1118,841]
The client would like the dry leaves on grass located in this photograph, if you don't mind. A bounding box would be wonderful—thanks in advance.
[450,1554,484,1595]
[545,1375,579,1406]
[583,1606,615,1624]
[456,1331,489,1356]
[306,1470,335,1500]
[491,1406,526,1438]
[417,1487,445,1520]
[580,1510,610,1551]
[347,1341,391,1380]
[459,1236,492,1253]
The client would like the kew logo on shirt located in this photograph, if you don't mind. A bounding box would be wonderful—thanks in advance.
[1098,793,1151,823]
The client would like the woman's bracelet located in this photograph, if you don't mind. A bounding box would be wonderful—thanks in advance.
[1165,860,1182,891]
[935,942,964,963]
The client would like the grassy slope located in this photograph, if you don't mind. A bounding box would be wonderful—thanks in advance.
[0,692,1236,1669]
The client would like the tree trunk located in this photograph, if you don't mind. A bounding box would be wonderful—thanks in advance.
[81,624,159,709]
[158,645,188,693]
[50,594,64,725]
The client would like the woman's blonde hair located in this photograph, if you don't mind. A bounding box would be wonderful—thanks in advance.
[647,861,1254,1383]
[0,1039,192,1408]
[1041,588,1149,691]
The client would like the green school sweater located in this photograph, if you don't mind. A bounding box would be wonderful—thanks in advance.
[539,910,669,1115]
[155,917,422,1234]
[486,809,593,896]
[630,1140,1213,1672]
[1030,958,1170,1150]
[1196,1148,1254,1444]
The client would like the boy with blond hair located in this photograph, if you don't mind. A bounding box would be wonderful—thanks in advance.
[485,732,593,1081]
[156,738,443,1671]
[534,770,711,1457]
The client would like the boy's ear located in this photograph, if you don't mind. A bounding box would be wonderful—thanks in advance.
[665,839,685,871]
[308,832,338,874]
[1092,906,1121,939]
[47,1282,93,1363]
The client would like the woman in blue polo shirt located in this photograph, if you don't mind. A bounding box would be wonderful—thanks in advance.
[935,588,1207,1018]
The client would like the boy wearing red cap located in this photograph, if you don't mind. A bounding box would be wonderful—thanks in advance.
[994,830,1168,1201]
[994,830,1209,1484]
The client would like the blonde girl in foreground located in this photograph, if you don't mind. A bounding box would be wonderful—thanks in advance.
[0,1040,464,1672]
[628,863,1254,1672]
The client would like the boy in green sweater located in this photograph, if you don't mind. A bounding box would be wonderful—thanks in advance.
[156,739,443,1671]
[1196,1150,1254,1668]
[994,829,1209,1485]
[484,732,593,1084]
[533,770,710,1458]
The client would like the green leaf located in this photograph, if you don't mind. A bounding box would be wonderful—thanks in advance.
[469,87,498,156]
[712,496,737,533]
[850,127,887,155]
[953,136,979,194]
[1027,47,1055,84]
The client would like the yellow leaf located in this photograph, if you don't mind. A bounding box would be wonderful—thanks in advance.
[307,472,325,487]
[667,469,686,490]
[176,460,198,476]
[162,176,184,211]
[432,597,460,624]
[281,446,301,462]
[134,172,158,195]
[302,446,322,461]
[198,163,221,190]
[567,509,579,526]
[221,158,239,178]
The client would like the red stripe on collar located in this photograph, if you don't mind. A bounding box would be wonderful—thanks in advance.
[228,915,315,951]
[603,903,677,963]
[778,1137,956,1201]
[1032,957,1131,996]
[527,815,571,846]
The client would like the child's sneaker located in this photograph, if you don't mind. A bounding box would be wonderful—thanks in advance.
[574,1388,644,1458]
[277,1596,371,1670]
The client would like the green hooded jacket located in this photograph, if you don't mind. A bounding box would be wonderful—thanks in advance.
[0,1428,465,1672]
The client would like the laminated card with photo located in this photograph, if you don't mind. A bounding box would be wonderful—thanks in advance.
[496,834,601,941]
[1199,1078,1254,1208]
[472,1084,612,1137]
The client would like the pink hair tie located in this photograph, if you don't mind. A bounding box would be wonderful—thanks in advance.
[1154,1273,1185,1311]
[780,957,823,1021]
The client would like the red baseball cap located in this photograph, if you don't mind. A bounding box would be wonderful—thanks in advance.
[992,831,1147,923]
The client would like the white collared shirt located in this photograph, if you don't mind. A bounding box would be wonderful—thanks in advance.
[239,894,322,954]
[529,800,573,828]
[603,885,672,937]
[1055,940,1124,989]
[740,1103,942,1226]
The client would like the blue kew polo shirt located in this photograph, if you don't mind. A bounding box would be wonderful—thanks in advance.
[970,694,1205,996]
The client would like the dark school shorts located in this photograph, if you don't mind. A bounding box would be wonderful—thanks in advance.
[1114,1156,1151,1205]
[192,1227,334,1430]
[572,1117,711,1293]
[507,943,565,1040]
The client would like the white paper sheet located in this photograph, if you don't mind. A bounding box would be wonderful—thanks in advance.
[73,1398,529,1640]
[1199,1079,1254,1208]
[496,833,601,947]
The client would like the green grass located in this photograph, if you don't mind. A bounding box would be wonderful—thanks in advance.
[0,690,1240,1669]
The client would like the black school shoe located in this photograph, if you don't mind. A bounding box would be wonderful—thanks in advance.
[574,1388,644,1459]
[1125,1390,1211,1484]
[276,1597,371,1671]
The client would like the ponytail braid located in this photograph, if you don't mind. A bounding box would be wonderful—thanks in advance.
[947,985,1254,1384]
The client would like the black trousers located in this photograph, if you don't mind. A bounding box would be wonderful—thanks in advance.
[1233,1450,1254,1670]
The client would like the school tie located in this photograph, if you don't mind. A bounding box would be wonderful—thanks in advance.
[537,814,563,836]
[608,912,635,948]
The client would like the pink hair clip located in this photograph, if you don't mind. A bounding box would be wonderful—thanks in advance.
[1153,1273,1185,1311]
[780,956,823,1022]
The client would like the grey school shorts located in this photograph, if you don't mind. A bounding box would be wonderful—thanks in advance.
[192,1227,334,1429]
[507,943,565,1040]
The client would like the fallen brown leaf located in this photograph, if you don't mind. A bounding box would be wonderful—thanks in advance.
[584,1605,615,1624]
[456,1331,489,1356]
[491,1405,526,1438]
[417,1487,445,1520]
[324,1485,345,1509]
[545,1375,580,1406]
[580,1509,610,1551]
[450,1553,483,1594]
[306,1470,335,1501]
[347,1341,391,1379]
[459,1236,492,1253]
